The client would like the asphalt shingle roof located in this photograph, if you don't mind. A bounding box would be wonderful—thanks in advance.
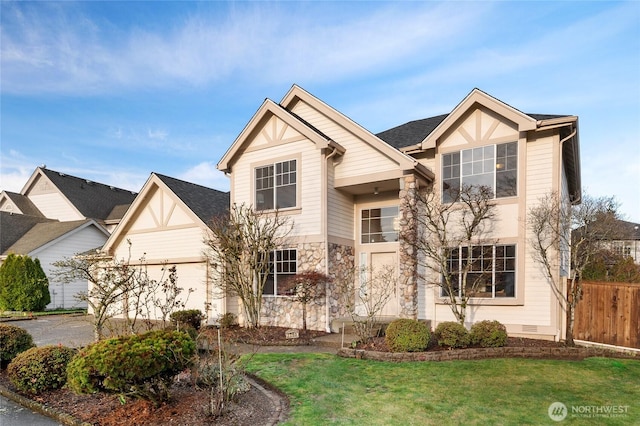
[376,113,568,150]
[154,174,230,225]
[3,192,44,217]
[39,168,137,221]
[4,219,95,255]
[0,212,55,254]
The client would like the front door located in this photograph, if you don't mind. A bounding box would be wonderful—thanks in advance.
[359,251,399,317]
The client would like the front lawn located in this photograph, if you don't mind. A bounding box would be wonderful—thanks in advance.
[245,354,639,425]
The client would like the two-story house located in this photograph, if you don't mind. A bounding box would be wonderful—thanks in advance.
[218,85,580,341]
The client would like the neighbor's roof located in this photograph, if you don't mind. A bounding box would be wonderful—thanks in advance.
[2,191,44,217]
[3,218,101,255]
[38,167,137,221]
[0,212,53,254]
[154,173,230,225]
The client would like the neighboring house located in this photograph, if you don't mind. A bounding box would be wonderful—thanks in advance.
[610,220,640,264]
[0,166,137,309]
[0,211,110,309]
[0,166,137,232]
[217,85,581,341]
[101,173,230,323]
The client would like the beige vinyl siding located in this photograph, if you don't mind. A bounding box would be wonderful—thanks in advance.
[327,162,354,239]
[232,139,323,237]
[525,137,555,200]
[29,193,83,221]
[439,107,518,151]
[35,225,108,310]
[291,102,401,181]
[113,227,205,261]
[128,187,193,232]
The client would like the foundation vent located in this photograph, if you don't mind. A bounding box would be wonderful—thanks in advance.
[521,325,538,333]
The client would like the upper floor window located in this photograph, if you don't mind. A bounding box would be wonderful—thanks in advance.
[442,244,516,298]
[442,142,517,202]
[255,159,297,210]
[361,206,399,244]
[262,249,297,296]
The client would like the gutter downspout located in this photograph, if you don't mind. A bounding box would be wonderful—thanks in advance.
[324,146,339,332]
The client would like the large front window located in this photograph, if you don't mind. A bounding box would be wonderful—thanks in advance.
[442,244,516,298]
[255,159,297,210]
[262,249,297,296]
[361,206,399,243]
[442,142,517,202]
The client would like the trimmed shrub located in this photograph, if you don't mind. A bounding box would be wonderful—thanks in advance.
[7,345,76,394]
[470,320,508,348]
[170,309,205,331]
[435,321,470,349]
[66,329,195,405]
[385,319,430,352]
[218,313,238,329]
[0,324,35,367]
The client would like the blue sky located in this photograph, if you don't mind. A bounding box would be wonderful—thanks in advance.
[1,1,639,221]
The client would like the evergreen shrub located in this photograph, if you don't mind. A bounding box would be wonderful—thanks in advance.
[385,319,430,352]
[434,321,470,348]
[66,329,195,405]
[7,345,76,394]
[0,324,35,367]
[170,309,204,331]
[470,320,508,347]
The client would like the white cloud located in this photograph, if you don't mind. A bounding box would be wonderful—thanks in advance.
[179,162,229,192]
[0,2,486,95]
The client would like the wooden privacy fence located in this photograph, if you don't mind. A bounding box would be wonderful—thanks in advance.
[574,281,640,349]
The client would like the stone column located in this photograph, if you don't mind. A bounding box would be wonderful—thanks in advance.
[398,175,419,318]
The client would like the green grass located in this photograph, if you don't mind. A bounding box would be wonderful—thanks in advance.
[245,354,640,425]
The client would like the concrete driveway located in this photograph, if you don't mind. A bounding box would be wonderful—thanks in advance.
[3,314,94,348]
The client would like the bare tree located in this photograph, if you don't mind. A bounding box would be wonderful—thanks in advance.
[282,270,330,331]
[53,246,137,341]
[337,264,398,343]
[204,203,292,329]
[528,192,622,345]
[405,183,497,325]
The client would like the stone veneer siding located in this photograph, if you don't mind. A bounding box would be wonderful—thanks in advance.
[398,175,419,318]
[260,242,355,331]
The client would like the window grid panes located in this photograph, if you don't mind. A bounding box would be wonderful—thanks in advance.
[263,249,297,296]
[442,142,517,202]
[442,244,516,298]
[361,206,399,244]
[255,160,297,210]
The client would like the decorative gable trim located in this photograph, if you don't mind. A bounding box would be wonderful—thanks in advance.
[217,98,344,173]
[102,173,206,254]
[421,88,537,150]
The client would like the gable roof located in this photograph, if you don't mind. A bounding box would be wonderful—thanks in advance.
[280,85,434,181]
[1,191,44,217]
[154,173,230,224]
[103,173,230,253]
[217,98,345,173]
[3,219,106,256]
[0,212,54,254]
[21,167,137,222]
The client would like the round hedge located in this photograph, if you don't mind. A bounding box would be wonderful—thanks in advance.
[7,345,76,394]
[0,323,35,367]
[470,320,508,347]
[434,321,470,349]
[385,319,430,352]
[66,329,195,404]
